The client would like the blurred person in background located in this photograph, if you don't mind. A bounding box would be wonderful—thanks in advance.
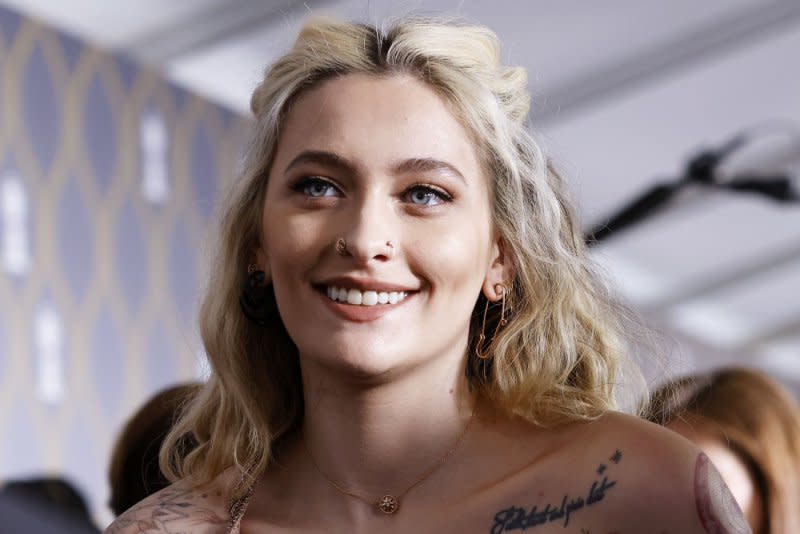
[108,382,201,516]
[649,367,800,533]
[0,476,100,533]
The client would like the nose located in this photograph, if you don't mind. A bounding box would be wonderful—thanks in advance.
[338,192,396,264]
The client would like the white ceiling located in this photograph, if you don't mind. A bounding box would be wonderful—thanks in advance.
[4,0,800,387]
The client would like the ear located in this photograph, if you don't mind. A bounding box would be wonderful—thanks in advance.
[482,237,513,301]
[254,247,272,283]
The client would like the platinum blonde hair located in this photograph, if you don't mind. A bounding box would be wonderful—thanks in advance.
[162,16,640,493]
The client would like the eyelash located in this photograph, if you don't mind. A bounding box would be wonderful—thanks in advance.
[404,183,453,206]
[291,176,340,198]
[291,177,454,206]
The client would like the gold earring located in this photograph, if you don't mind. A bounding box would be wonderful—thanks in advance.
[494,283,509,328]
[475,283,509,360]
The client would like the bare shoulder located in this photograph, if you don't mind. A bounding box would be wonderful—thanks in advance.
[103,477,232,534]
[484,411,750,534]
[571,411,752,533]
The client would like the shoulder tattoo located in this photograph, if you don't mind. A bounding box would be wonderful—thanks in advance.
[488,450,622,533]
[105,486,227,534]
[694,452,752,534]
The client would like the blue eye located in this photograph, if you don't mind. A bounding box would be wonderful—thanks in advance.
[296,177,339,197]
[406,185,451,206]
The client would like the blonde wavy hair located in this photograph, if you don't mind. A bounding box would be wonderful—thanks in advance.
[161,16,639,493]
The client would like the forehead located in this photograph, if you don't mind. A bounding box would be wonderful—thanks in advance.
[272,73,482,178]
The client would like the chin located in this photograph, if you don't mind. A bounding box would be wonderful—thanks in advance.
[305,341,408,384]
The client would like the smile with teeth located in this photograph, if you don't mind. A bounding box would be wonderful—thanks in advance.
[326,286,409,306]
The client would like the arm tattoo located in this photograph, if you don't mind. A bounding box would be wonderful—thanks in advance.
[694,452,752,534]
[104,486,227,534]
[489,450,622,533]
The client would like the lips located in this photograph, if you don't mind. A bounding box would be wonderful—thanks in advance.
[313,277,417,322]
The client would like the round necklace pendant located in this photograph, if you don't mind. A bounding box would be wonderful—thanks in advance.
[377,495,399,514]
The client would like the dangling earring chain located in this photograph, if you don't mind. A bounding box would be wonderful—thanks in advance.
[304,408,475,515]
[476,283,509,360]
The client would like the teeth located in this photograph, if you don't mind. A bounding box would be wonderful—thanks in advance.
[326,286,408,306]
[346,289,362,305]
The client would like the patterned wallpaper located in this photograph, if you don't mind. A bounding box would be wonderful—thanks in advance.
[0,4,251,524]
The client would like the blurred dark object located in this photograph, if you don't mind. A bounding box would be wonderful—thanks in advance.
[0,477,100,533]
[108,382,201,516]
[587,121,800,244]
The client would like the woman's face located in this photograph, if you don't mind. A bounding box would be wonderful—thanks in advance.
[666,418,764,533]
[259,73,507,380]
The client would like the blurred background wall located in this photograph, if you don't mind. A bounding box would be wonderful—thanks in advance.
[0,3,249,523]
[0,0,799,527]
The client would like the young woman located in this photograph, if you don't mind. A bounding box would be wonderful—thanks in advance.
[650,367,800,534]
[106,17,750,534]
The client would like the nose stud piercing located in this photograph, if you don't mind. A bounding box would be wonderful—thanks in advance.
[336,238,395,257]
[336,238,348,256]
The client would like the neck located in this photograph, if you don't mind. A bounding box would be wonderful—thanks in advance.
[298,353,476,509]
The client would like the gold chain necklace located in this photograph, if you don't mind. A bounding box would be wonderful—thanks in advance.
[304,409,475,515]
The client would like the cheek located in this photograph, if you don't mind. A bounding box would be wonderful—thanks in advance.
[262,209,324,280]
[411,215,490,294]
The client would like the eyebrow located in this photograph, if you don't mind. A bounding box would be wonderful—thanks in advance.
[284,150,356,176]
[393,157,466,185]
[284,150,466,185]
